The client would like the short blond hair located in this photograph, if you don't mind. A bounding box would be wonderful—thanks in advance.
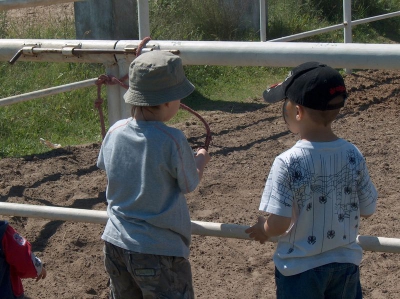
[302,95,344,126]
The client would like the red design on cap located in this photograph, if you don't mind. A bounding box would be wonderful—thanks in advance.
[329,85,346,95]
[269,82,282,89]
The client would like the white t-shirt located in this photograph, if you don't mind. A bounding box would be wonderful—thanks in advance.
[260,139,377,276]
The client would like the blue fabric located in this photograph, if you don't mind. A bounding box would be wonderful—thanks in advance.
[275,263,362,299]
[0,220,15,299]
[98,118,200,259]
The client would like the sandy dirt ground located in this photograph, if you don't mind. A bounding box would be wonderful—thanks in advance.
[1,3,400,299]
[1,68,400,299]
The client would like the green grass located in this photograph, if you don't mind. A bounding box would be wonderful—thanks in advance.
[0,61,105,157]
[1,0,400,158]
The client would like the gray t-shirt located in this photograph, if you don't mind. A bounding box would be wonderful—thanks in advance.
[97,118,200,258]
[260,139,377,276]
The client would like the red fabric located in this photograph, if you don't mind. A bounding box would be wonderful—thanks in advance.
[2,225,38,297]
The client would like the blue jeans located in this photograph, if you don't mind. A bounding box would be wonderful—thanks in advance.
[275,263,362,299]
[103,242,194,299]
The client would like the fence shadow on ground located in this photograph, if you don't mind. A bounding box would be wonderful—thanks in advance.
[183,90,266,114]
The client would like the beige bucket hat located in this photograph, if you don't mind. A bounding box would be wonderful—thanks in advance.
[123,51,195,106]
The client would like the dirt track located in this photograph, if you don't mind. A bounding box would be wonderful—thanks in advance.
[1,69,400,298]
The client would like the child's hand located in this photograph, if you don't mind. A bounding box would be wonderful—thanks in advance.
[36,267,47,281]
[195,148,211,164]
[194,148,211,181]
[245,216,269,244]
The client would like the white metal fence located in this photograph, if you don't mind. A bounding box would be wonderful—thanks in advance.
[1,202,400,253]
[2,40,400,124]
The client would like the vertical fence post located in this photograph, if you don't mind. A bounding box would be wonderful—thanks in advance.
[260,0,267,42]
[343,0,352,74]
[137,0,150,39]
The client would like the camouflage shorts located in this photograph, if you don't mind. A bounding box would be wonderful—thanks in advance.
[103,242,194,299]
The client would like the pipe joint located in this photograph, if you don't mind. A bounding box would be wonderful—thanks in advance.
[62,43,82,57]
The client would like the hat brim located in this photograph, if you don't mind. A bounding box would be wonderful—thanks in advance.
[262,82,286,104]
[124,78,195,106]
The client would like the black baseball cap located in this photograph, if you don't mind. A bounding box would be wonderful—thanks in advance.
[263,62,348,111]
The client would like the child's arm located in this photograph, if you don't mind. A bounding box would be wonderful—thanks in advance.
[246,214,291,244]
[35,264,47,281]
[2,225,46,280]
[194,148,211,181]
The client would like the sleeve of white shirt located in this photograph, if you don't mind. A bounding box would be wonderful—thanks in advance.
[357,157,378,216]
[259,157,293,218]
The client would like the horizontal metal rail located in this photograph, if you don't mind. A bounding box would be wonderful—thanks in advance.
[0,78,98,107]
[0,202,399,253]
[0,39,119,64]
[8,46,179,65]
[352,10,400,26]
[269,24,345,42]
[2,39,400,70]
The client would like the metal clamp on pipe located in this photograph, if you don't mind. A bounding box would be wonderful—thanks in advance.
[9,45,39,65]
[62,44,82,57]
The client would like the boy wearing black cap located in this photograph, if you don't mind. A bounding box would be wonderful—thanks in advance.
[97,51,210,299]
[246,62,377,299]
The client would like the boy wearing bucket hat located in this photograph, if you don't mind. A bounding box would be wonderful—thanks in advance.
[97,51,210,299]
[246,62,377,298]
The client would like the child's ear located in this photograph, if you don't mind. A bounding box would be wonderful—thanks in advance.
[296,105,305,120]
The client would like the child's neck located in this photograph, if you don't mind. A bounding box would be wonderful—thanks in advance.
[133,108,164,122]
[299,126,338,142]
[134,114,162,121]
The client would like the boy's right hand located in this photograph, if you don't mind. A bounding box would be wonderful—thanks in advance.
[194,148,211,181]
[195,148,211,164]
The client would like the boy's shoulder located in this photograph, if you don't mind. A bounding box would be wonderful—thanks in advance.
[277,139,362,158]
[147,122,186,139]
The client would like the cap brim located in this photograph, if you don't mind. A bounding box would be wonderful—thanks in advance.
[262,82,286,103]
